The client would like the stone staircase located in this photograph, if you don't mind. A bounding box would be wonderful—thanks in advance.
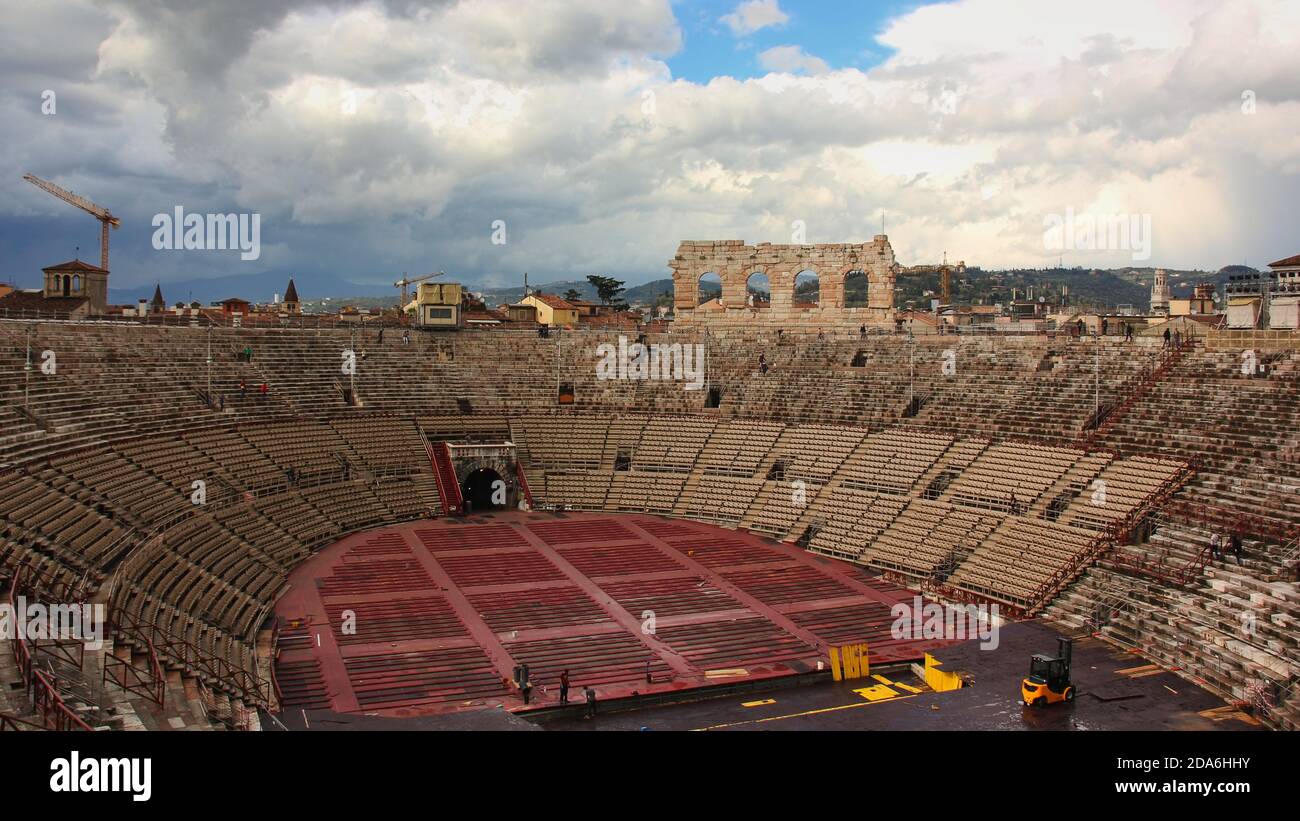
[1045,527,1300,730]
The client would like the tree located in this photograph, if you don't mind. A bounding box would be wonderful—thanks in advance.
[586,275,625,306]
[563,288,581,302]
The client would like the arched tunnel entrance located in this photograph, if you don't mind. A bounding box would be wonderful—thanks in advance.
[462,468,507,512]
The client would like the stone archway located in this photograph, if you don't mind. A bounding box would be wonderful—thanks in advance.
[447,445,524,511]
[462,467,507,511]
[793,269,820,308]
[745,271,771,309]
[697,272,722,307]
[844,269,869,308]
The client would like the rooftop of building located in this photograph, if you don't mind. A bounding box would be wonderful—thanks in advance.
[42,258,108,274]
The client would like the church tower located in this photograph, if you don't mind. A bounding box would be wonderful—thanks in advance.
[283,278,301,315]
[1150,269,1171,314]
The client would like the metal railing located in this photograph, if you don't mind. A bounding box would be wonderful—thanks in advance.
[1077,338,1188,449]
[4,565,94,731]
[515,460,535,509]
[109,604,273,712]
[0,711,47,731]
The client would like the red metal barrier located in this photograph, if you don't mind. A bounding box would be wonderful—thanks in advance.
[0,711,46,731]
[5,566,94,731]
[108,605,272,713]
[515,460,535,509]
[425,439,463,514]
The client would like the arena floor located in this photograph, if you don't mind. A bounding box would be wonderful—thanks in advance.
[539,621,1264,731]
[272,511,961,719]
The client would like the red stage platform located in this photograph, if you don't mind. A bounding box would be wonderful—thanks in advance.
[273,511,956,717]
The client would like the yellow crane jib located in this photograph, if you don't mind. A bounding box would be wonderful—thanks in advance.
[23,173,120,271]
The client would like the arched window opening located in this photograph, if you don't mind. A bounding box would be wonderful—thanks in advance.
[844,269,869,308]
[794,270,819,307]
[697,272,722,307]
[745,272,770,309]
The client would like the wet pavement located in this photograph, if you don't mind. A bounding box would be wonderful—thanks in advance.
[536,620,1263,731]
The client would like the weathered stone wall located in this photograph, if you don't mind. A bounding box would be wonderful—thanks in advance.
[670,236,898,328]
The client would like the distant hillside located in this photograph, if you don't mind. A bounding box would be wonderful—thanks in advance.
[895,266,1223,310]
[474,278,677,308]
[110,270,391,305]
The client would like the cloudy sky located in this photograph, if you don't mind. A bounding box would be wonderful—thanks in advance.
[1,0,1298,299]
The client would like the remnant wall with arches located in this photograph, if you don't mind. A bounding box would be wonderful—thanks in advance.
[670,237,898,328]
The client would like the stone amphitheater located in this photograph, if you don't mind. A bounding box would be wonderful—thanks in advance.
[0,317,1296,731]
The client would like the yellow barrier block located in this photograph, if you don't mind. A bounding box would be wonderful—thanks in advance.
[829,642,871,681]
[704,668,749,678]
[741,699,776,708]
[871,674,894,686]
[924,653,963,693]
[843,644,861,679]
[893,682,923,694]
[852,684,898,702]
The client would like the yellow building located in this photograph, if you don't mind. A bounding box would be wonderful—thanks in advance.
[519,292,579,327]
[411,281,464,328]
[1170,283,1216,317]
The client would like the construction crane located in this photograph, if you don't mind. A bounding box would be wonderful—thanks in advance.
[394,271,443,307]
[23,174,120,271]
[898,254,966,306]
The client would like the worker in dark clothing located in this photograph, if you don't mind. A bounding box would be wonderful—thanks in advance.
[758,352,768,375]
[584,686,597,719]
[239,380,246,397]
[1163,327,1171,348]
[559,670,570,705]
[1231,532,1244,565]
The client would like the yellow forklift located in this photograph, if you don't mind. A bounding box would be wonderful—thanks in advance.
[1021,637,1074,706]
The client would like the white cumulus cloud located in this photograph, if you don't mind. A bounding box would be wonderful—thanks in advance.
[720,0,789,37]
[758,45,829,75]
[1,0,1298,294]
